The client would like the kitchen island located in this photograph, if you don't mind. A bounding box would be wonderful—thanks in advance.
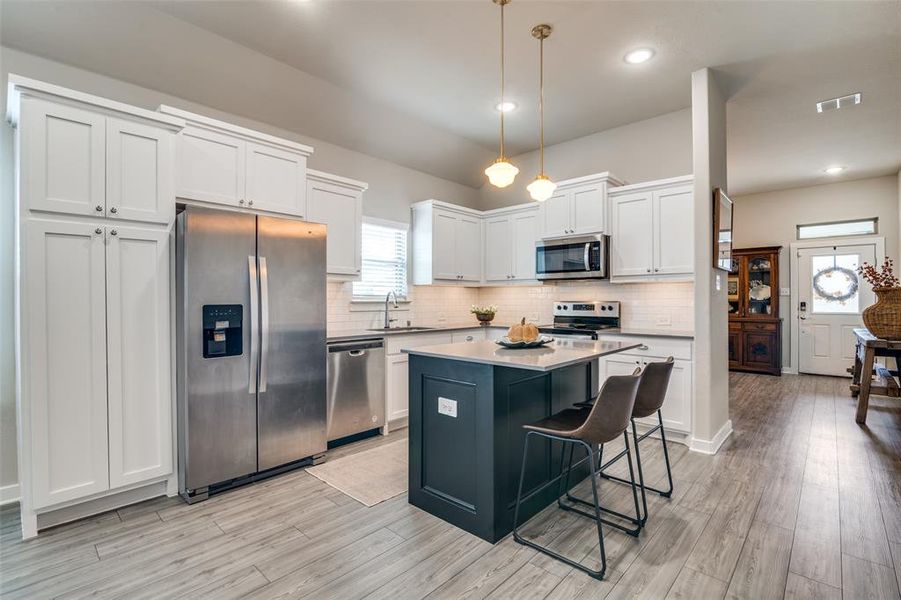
[404,338,641,543]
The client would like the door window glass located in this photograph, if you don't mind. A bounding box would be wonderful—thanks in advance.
[811,254,861,314]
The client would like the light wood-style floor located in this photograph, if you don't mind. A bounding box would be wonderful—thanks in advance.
[2,372,901,599]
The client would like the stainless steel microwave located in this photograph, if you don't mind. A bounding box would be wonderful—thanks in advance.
[536,235,608,280]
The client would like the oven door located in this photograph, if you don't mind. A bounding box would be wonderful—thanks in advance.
[536,235,607,280]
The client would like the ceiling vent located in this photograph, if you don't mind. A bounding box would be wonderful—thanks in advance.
[816,93,861,113]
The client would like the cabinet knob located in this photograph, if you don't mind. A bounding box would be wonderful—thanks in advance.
[239,199,245,205]
[94,227,102,235]
[466,336,473,341]
[110,207,118,214]
[95,205,103,212]
[646,268,651,273]
[248,201,254,206]
[654,268,659,272]
[110,229,118,236]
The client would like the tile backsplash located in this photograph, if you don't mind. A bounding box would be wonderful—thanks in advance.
[327,280,694,335]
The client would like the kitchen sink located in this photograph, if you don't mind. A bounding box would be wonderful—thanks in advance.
[367,326,436,332]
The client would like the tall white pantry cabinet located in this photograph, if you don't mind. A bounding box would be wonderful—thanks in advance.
[8,76,185,538]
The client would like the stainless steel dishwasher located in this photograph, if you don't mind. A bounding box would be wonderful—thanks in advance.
[326,338,385,442]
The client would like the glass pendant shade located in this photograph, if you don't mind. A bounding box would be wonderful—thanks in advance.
[485,159,519,188]
[527,174,556,202]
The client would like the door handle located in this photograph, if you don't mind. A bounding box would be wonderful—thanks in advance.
[584,243,590,271]
[248,256,259,394]
[259,256,270,393]
[348,350,366,357]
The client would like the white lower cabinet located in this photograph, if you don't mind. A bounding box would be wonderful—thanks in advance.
[386,354,410,422]
[25,220,110,508]
[105,225,172,488]
[597,335,692,435]
[24,218,172,510]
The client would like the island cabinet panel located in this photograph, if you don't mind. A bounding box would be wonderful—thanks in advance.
[408,354,592,543]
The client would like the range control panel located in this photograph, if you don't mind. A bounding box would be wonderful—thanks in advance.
[553,300,620,318]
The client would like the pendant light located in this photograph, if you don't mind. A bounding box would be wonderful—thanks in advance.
[484,0,519,188]
[526,23,556,202]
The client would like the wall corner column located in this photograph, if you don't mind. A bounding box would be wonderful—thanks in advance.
[690,67,731,454]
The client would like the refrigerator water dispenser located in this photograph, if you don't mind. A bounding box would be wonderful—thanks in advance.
[202,304,243,358]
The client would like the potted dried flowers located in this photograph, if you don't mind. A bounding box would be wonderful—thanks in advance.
[858,257,901,340]
[470,304,498,326]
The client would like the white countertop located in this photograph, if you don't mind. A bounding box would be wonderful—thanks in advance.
[327,324,504,343]
[403,338,642,372]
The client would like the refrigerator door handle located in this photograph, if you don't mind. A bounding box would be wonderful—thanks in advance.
[248,256,259,394]
[259,256,270,393]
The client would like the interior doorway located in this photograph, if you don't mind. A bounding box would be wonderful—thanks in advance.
[792,238,882,376]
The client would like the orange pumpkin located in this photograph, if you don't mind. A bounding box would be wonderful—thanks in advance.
[508,317,540,343]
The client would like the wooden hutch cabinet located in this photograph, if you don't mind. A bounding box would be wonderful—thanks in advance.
[728,246,782,375]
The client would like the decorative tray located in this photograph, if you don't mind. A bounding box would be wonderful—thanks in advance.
[495,335,555,349]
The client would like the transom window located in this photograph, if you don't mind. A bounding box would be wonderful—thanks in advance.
[352,219,408,300]
[797,218,877,240]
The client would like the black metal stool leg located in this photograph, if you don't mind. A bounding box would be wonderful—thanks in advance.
[583,440,607,579]
[657,410,674,498]
[630,420,648,524]
[622,431,643,528]
[512,433,607,580]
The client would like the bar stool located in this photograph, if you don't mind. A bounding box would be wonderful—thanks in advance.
[512,370,642,581]
[598,357,676,525]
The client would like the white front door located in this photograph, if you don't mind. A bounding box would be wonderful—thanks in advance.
[798,243,877,376]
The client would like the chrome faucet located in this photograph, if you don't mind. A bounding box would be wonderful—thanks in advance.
[384,291,399,329]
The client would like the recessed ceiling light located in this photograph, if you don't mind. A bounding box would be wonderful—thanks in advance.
[623,48,655,64]
[824,166,845,175]
[495,101,517,113]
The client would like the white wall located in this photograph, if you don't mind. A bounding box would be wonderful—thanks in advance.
[733,174,900,370]
[0,48,483,493]
[691,68,731,451]
[478,109,692,210]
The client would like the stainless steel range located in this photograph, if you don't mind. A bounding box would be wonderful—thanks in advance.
[538,301,621,399]
[538,300,621,340]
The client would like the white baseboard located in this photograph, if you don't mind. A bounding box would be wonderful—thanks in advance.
[689,419,733,455]
[0,483,20,506]
[782,366,798,375]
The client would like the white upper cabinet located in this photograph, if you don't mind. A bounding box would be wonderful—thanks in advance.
[106,225,172,488]
[21,98,105,218]
[12,81,182,224]
[305,170,367,278]
[106,117,173,225]
[483,215,513,282]
[24,219,110,509]
[245,141,306,215]
[539,191,571,238]
[609,175,694,281]
[158,105,313,217]
[482,204,539,283]
[411,200,483,285]
[175,126,246,206]
[610,190,654,277]
[653,185,694,275]
[456,215,482,282]
[537,172,623,239]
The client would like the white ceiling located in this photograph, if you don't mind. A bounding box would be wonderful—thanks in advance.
[2,0,899,194]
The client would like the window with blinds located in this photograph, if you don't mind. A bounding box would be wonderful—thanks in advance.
[352,220,409,300]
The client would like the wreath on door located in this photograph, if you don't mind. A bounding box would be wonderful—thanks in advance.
[812,266,859,303]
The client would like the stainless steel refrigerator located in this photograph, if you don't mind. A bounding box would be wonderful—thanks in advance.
[176,206,327,502]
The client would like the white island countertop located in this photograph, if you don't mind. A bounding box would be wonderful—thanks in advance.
[403,338,642,372]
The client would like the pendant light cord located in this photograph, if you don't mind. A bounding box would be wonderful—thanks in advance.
[538,33,545,176]
[499,1,506,159]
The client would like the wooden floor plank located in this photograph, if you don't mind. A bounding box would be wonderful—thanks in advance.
[2,373,899,599]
